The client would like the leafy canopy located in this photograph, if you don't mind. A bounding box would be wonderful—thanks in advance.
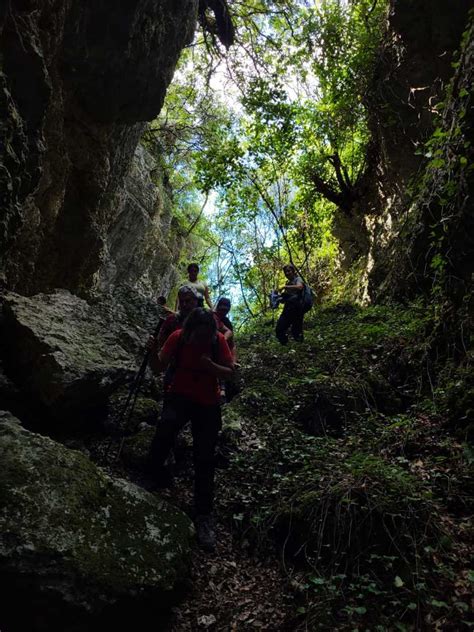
[148,0,388,319]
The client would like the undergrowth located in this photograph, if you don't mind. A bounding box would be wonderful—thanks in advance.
[218,302,473,630]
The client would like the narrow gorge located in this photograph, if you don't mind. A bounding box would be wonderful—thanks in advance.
[1,1,472,630]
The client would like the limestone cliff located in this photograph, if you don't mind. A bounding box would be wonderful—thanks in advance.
[0,0,197,296]
[329,1,471,299]
[365,0,472,298]
[99,142,182,297]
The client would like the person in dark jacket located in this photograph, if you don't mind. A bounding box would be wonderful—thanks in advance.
[275,264,304,344]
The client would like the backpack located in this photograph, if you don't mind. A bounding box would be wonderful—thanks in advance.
[301,284,315,313]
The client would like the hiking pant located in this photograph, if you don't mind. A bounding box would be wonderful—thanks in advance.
[276,301,304,343]
[151,395,221,514]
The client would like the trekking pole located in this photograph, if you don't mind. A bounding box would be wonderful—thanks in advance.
[114,320,163,461]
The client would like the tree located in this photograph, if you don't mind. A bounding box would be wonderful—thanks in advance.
[147,0,388,316]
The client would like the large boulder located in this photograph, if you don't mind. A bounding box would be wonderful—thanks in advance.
[1,291,135,419]
[0,411,194,632]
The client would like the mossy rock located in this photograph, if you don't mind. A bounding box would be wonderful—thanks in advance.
[121,426,155,471]
[0,411,193,631]
[108,392,160,432]
[131,397,160,425]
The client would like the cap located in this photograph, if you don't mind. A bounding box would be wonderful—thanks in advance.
[178,284,200,298]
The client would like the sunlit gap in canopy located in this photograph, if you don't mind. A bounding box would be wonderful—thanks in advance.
[162,0,336,324]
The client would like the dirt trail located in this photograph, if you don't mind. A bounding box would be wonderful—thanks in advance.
[95,425,294,630]
[161,466,293,631]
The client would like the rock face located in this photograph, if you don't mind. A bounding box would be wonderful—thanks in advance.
[365,0,472,296]
[0,0,197,296]
[99,143,183,297]
[1,291,136,420]
[365,9,473,317]
[331,1,471,292]
[370,0,471,187]
[0,411,194,632]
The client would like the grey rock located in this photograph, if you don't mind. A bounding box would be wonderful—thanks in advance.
[0,411,194,630]
[121,426,156,472]
[99,143,183,297]
[1,291,135,418]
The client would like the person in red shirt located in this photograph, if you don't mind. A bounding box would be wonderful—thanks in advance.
[148,308,234,551]
[155,285,232,350]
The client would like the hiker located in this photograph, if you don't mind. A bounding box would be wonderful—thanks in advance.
[214,297,233,332]
[148,308,235,551]
[151,286,233,389]
[157,295,175,318]
[179,263,213,309]
[156,285,200,349]
[275,263,305,344]
[214,296,236,362]
[213,296,237,404]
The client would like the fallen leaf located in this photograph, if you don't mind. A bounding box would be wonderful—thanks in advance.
[198,614,217,628]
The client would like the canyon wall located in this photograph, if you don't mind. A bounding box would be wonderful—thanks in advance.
[0,0,197,297]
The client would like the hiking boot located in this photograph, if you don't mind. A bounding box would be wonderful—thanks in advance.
[195,514,216,552]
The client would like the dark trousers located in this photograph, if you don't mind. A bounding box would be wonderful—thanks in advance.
[276,301,304,343]
[151,395,221,514]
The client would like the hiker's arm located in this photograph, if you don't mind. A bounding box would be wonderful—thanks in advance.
[199,356,234,379]
[204,286,213,309]
[213,313,232,341]
[199,335,234,378]
[149,348,173,375]
[220,322,233,341]
[156,318,172,349]
[280,281,304,291]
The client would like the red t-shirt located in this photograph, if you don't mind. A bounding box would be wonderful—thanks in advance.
[160,330,233,405]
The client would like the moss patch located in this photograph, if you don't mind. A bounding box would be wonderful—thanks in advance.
[0,412,193,622]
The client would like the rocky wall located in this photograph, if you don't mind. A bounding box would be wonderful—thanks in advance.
[99,143,182,297]
[0,0,197,296]
[365,0,472,297]
[375,15,474,308]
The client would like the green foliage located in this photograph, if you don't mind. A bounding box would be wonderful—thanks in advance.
[151,0,388,314]
[218,301,472,629]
